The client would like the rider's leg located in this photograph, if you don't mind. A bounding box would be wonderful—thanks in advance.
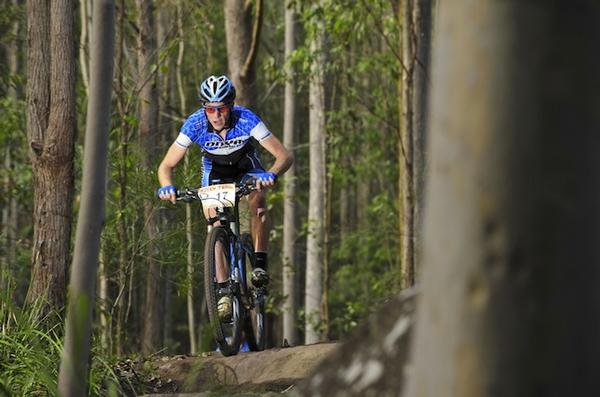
[248,191,270,286]
[248,190,269,253]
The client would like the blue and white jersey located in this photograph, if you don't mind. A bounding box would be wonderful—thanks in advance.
[175,105,272,165]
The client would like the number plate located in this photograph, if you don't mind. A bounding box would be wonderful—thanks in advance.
[198,183,236,209]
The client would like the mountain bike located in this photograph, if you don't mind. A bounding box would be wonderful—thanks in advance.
[176,180,266,356]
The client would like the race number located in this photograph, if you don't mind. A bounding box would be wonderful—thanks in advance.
[198,183,236,209]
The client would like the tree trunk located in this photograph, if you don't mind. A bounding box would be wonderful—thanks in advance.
[410,0,432,272]
[57,0,114,394]
[137,0,162,356]
[25,0,76,315]
[406,2,600,396]
[399,0,415,289]
[282,0,298,347]
[98,242,110,351]
[157,3,174,352]
[1,147,11,294]
[175,0,197,355]
[114,0,129,356]
[1,0,21,287]
[305,2,326,345]
[224,0,263,241]
[79,0,90,93]
[224,0,263,108]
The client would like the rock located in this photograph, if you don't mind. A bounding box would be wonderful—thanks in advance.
[142,342,338,395]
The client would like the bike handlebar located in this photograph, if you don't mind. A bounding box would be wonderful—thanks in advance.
[175,180,258,203]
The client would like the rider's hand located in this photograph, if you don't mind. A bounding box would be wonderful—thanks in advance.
[253,172,277,191]
[157,185,177,204]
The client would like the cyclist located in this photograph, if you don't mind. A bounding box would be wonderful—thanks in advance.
[157,75,293,321]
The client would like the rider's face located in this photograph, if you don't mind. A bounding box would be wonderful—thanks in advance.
[204,102,231,131]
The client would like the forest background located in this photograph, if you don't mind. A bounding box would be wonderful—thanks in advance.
[0,0,431,394]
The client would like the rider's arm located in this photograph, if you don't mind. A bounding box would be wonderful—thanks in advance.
[158,143,187,203]
[259,135,294,177]
[254,135,293,190]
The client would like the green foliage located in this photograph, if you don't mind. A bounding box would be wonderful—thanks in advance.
[0,292,126,396]
[0,1,24,97]
[0,95,32,304]
[328,192,400,337]
[323,0,401,337]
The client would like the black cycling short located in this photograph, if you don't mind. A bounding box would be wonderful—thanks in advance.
[201,149,265,187]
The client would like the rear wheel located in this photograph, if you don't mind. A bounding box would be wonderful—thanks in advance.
[241,233,266,351]
[204,226,241,356]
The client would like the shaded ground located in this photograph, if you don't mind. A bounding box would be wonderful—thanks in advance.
[137,342,338,396]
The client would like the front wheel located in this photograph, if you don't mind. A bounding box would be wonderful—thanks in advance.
[241,233,266,351]
[204,226,242,356]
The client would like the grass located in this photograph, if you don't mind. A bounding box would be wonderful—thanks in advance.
[0,289,132,397]
[0,294,62,396]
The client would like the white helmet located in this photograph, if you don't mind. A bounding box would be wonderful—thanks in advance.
[199,75,236,104]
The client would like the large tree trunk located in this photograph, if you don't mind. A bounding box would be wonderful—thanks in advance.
[57,1,115,394]
[137,0,162,356]
[406,2,600,396]
[282,0,298,347]
[224,0,263,263]
[224,0,263,108]
[25,0,76,314]
[304,2,326,345]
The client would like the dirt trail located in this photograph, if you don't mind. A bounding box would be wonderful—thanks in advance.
[140,342,338,396]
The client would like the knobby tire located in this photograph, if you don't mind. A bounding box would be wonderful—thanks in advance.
[204,226,241,356]
[241,233,266,351]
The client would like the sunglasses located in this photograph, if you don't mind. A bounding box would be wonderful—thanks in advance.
[204,104,231,115]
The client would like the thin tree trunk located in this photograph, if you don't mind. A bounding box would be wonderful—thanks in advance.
[79,0,90,93]
[114,0,129,356]
[399,0,415,289]
[25,0,76,315]
[1,147,11,293]
[175,0,197,355]
[338,64,352,246]
[0,1,21,283]
[339,184,350,241]
[410,0,432,278]
[98,241,109,351]
[57,0,115,394]
[282,0,298,347]
[156,4,174,352]
[8,0,23,99]
[304,2,326,344]
[137,0,163,356]
[2,0,23,287]
[407,2,600,396]
[356,168,370,227]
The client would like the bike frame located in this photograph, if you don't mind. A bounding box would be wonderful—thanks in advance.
[212,192,253,307]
